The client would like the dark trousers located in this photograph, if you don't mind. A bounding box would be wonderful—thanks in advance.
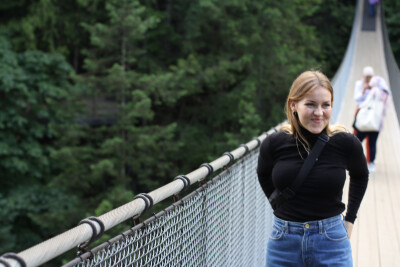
[356,131,379,163]
[369,3,376,16]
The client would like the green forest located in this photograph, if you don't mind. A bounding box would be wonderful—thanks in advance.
[0,0,399,265]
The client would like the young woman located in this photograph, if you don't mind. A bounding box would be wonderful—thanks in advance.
[353,66,391,173]
[257,70,369,266]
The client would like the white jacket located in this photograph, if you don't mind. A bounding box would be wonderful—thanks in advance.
[354,76,391,131]
[354,76,390,107]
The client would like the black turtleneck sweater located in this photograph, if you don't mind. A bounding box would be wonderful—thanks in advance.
[257,127,369,223]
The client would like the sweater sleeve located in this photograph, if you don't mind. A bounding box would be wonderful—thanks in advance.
[354,80,369,106]
[345,134,369,223]
[257,135,275,199]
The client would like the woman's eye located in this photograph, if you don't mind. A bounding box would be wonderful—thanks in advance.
[323,104,331,108]
[306,103,314,107]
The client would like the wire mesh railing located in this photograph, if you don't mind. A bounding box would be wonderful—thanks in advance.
[0,125,281,267]
[64,151,273,267]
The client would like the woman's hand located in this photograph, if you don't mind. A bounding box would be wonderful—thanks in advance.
[343,221,354,239]
[362,83,371,94]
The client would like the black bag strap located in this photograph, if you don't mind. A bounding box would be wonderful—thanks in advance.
[269,133,329,208]
[291,133,329,191]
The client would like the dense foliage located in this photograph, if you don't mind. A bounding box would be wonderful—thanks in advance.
[384,0,400,64]
[0,36,78,253]
[5,0,396,265]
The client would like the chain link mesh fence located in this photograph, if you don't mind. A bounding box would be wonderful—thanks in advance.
[65,150,273,267]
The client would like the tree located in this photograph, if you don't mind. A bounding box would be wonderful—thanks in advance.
[0,36,77,253]
[300,0,355,77]
[0,0,108,72]
[384,0,400,65]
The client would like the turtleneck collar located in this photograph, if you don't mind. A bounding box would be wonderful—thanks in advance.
[298,126,327,146]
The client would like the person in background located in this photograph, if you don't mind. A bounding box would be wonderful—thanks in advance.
[353,66,390,173]
[258,70,369,266]
[368,0,380,16]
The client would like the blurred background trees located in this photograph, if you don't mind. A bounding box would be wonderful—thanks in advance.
[384,0,400,64]
[2,0,398,264]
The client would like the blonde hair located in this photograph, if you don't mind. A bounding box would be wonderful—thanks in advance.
[280,70,348,146]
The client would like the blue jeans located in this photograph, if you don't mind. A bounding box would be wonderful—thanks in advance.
[266,215,352,267]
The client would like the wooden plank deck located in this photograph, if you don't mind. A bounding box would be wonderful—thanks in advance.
[337,1,400,266]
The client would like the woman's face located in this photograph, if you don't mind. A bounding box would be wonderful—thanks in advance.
[364,75,372,84]
[291,87,332,134]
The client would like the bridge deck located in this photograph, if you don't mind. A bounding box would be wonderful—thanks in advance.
[338,1,400,266]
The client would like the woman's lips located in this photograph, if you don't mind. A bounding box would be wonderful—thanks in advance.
[312,119,323,123]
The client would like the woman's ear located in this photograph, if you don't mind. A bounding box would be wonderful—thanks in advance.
[289,101,296,112]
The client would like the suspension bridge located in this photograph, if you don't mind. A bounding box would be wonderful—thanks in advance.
[1,0,399,266]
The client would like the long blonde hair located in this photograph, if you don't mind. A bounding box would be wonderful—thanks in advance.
[280,70,348,146]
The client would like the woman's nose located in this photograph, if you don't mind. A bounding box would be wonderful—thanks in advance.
[314,106,323,115]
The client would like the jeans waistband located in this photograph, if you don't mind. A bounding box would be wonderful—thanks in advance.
[273,214,343,234]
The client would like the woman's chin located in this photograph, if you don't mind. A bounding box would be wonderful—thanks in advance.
[307,126,324,134]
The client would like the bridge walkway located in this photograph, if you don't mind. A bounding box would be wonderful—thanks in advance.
[337,0,400,265]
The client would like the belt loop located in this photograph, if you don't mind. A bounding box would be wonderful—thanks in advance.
[284,221,289,233]
[319,220,323,234]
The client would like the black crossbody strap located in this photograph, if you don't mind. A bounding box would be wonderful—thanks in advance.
[269,133,329,208]
[291,133,329,191]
